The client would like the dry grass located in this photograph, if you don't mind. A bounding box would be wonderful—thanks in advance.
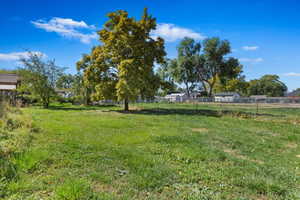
[191,128,209,133]
[223,148,264,164]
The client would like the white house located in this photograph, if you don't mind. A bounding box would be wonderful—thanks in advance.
[214,92,240,102]
[165,93,188,102]
[250,95,267,99]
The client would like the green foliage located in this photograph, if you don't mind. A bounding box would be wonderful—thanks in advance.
[56,74,75,89]
[19,52,65,108]
[170,37,200,96]
[55,179,95,200]
[157,37,244,97]
[248,74,287,97]
[54,73,92,105]
[213,76,249,96]
[196,37,243,96]
[156,58,178,95]
[78,8,166,110]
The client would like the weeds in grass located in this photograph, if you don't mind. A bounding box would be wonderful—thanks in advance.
[0,102,38,198]
[54,178,116,200]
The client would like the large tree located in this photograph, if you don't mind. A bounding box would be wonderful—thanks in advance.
[169,38,201,97]
[248,75,287,97]
[78,8,166,111]
[195,37,242,96]
[19,52,64,108]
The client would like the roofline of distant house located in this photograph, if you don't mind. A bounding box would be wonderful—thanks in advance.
[0,73,20,76]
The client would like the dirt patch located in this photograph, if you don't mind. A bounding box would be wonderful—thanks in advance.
[128,106,143,111]
[92,181,118,194]
[296,155,300,158]
[191,128,209,133]
[252,195,269,200]
[224,148,264,164]
[286,143,297,149]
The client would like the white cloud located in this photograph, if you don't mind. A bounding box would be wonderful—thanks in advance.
[51,17,95,29]
[239,57,263,63]
[283,72,300,77]
[0,51,45,61]
[151,23,206,42]
[242,46,259,51]
[31,17,97,44]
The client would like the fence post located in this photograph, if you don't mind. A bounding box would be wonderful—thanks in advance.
[256,99,259,116]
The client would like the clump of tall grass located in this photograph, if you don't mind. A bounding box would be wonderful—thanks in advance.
[0,101,37,197]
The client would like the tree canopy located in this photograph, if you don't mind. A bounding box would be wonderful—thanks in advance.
[248,75,287,97]
[157,37,243,97]
[78,8,166,110]
[195,37,243,96]
[170,37,200,97]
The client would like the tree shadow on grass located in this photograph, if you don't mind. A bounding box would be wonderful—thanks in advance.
[47,104,118,111]
[113,108,285,118]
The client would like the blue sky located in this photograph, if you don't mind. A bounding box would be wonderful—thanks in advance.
[1,0,300,91]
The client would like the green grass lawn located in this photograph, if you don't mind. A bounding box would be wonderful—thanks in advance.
[2,103,300,199]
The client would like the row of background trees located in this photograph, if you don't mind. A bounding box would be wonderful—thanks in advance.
[5,8,291,110]
[156,37,287,98]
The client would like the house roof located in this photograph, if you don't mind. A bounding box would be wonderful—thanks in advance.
[166,93,186,97]
[250,95,267,99]
[0,74,19,84]
[215,92,240,97]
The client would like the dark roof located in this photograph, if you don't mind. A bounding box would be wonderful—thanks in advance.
[287,89,300,97]
[215,92,240,97]
[0,74,19,84]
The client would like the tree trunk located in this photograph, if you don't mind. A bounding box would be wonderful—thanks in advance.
[44,101,49,108]
[124,98,129,111]
[208,85,213,97]
[208,77,217,97]
[201,81,208,95]
[185,82,190,97]
[43,96,49,108]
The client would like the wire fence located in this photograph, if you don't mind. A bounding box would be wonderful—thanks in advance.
[129,96,300,104]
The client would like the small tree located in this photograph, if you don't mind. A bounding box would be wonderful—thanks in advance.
[19,52,64,108]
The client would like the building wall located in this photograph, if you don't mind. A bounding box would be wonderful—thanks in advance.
[215,96,237,102]
[0,84,17,90]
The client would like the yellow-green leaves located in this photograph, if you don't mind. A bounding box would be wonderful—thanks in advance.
[77,8,166,110]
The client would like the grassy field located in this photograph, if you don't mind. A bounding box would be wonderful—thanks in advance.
[1,103,300,199]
